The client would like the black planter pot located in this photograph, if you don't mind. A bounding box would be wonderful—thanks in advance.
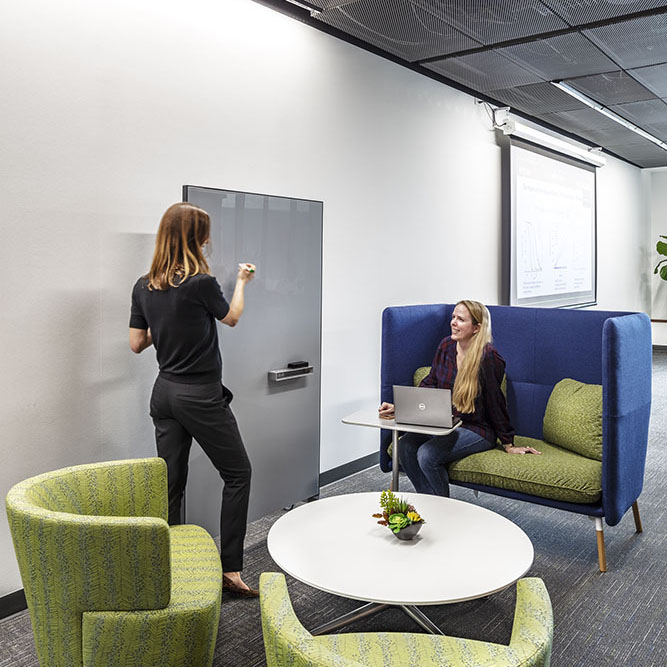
[393,522,423,541]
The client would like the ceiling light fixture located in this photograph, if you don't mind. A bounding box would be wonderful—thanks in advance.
[284,0,321,14]
[493,113,607,167]
[552,80,667,152]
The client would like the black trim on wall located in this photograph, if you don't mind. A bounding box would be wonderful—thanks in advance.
[319,451,379,488]
[0,589,27,619]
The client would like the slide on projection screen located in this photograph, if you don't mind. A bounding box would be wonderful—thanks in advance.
[507,139,597,308]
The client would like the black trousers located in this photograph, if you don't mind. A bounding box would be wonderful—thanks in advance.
[150,376,252,572]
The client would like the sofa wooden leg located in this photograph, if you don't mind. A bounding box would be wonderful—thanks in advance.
[632,501,643,533]
[595,518,607,572]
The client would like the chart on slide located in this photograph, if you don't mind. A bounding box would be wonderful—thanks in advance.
[512,144,595,302]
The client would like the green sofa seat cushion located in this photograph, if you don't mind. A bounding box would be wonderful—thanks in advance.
[448,436,602,504]
[543,378,603,461]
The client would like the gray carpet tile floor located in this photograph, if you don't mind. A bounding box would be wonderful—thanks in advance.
[2,352,667,666]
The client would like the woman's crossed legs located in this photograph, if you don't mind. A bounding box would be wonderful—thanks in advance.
[398,428,493,497]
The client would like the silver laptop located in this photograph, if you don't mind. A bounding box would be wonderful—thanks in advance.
[393,385,457,428]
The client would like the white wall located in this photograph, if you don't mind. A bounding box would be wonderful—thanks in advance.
[648,170,667,344]
[0,0,650,595]
[595,159,651,312]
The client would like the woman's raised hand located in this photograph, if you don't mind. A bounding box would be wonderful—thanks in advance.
[378,402,395,419]
[238,263,256,282]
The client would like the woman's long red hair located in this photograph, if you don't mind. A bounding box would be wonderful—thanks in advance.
[147,203,211,290]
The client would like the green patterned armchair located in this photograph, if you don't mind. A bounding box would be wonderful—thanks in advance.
[5,458,222,667]
[260,573,552,667]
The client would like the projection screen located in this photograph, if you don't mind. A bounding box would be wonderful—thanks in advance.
[507,139,597,308]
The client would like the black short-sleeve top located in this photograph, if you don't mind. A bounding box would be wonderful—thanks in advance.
[130,273,230,384]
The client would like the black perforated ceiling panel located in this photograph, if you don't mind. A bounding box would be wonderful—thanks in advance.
[488,82,587,115]
[424,50,543,92]
[499,33,617,80]
[540,107,624,133]
[412,0,568,44]
[585,14,667,69]
[316,0,479,61]
[297,0,667,166]
[541,0,667,26]
[566,70,656,105]
[602,140,667,167]
[310,1,362,8]
[610,99,667,140]
[560,123,648,147]
[629,62,667,97]
[611,98,667,124]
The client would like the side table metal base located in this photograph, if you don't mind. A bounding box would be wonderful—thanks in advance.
[311,602,390,635]
[391,430,399,491]
[400,605,445,635]
[310,601,443,636]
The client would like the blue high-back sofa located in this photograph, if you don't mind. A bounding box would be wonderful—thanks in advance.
[380,304,652,571]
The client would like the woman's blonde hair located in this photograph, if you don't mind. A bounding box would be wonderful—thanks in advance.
[147,203,211,290]
[452,300,493,414]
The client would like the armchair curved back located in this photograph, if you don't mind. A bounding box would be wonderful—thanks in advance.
[6,458,171,667]
[509,578,554,666]
[259,572,553,667]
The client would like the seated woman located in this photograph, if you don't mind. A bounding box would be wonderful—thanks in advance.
[379,300,540,497]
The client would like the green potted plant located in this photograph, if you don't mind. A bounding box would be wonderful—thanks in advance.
[372,489,425,541]
[654,235,667,280]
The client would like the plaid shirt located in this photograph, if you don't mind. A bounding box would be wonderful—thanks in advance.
[420,337,515,446]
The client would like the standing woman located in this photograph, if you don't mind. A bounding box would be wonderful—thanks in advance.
[130,202,258,596]
[379,300,540,497]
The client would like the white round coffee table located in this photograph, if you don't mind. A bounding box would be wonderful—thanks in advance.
[267,492,534,634]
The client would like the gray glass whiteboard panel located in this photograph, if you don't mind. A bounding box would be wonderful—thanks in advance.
[182,186,322,533]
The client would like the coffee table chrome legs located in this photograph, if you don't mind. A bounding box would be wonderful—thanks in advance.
[391,430,400,491]
[400,605,445,635]
[311,603,390,635]
[311,601,444,636]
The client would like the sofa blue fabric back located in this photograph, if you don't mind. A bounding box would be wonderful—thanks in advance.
[489,305,626,439]
[380,304,651,525]
[602,314,652,525]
